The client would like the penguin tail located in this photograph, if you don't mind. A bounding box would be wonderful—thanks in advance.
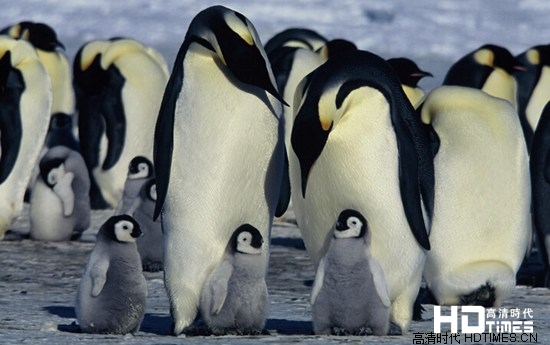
[460,282,496,307]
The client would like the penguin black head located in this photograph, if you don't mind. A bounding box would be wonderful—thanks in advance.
[128,156,153,179]
[387,57,433,87]
[186,5,287,105]
[141,178,157,202]
[264,27,328,54]
[443,44,525,87]
[334,209,368,239]
[49,113,73,131]
[2,21,65,51]
[230,224,263,255]
[39,157,66,188]
[316,39,358,61]
[100,214,142,243]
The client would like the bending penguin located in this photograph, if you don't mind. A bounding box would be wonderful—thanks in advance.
[387,57,432,109]
[289,50,433,334]
[0,36,51,239]
[74,37,169,209]
[153,6,287,335]
[311,210,390,336]
[529,101,550,287]
[443,44,524,109]
[1,21,75,118]
[29,146,91,241]
[421,86,531,306]
[200,224,268,335]
[75,215,147,334]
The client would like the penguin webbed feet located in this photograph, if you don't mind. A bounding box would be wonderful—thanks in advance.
[459,282,496,307]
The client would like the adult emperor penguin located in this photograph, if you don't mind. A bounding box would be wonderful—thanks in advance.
[289,49,433,334]
[264,27,327,55]
[515,44,550,150]
[199,224,268,335]
[387,57,433,109]
[421,86,531,306]
[29,146,91,241]
[131,177,163,272]
[153,5,287,335]
[75,215,147,334]
[74,37,169,209]
[115,156,154,215]
[311,210,390,336]
[529,101,550,287]
[0,36,51,239]
[442,44,524,109]
[1,21,75,117]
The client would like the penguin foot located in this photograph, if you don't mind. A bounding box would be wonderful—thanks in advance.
[388,322,403,335]
[330,326,371,336]
[460,283,496,307]
[142,261,163,272]
[2,230,29,241]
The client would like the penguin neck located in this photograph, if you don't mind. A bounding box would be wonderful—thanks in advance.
[326,238,367,267]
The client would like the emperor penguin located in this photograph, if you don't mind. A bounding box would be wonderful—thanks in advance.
[529,101,550,287]
[75,215,147,334]
[289,49,434,334]
[387,57,433,109]
[130,177,163,272]
[442,44,524,109]
[0,36,51,239]
[29,146,91,241]
[515,44,550,150]
[199,224,268,335]
[264,27,327,55]
[153,5,287,335]
[311,210,390,336]
[74,37,169,209]
[1,21,75,117]
[44,113,80,151]
[115,156,154,215]
[420,86,531,307]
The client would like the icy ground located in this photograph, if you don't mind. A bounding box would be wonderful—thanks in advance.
[2,0,550,344]
[0,207,548,344]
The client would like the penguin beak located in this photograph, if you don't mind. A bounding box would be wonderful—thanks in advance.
[411,71,433,78]
[131,227,143,238]
[55,39,65,51]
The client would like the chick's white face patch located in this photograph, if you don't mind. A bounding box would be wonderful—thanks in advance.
[115,220,137,243]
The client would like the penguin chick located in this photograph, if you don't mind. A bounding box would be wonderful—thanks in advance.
[75,215,147,334]
[387,57,433,108]
[30,146,91,241]
[131,178,163,272]
[200,224,268,335]
[115,156,154,215]
[311,210,390,336]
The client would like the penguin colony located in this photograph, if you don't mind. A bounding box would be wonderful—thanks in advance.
[0,4,546,337]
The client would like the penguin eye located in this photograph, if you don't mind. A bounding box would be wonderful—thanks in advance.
[348,216,361,227]
[139,163,147,172]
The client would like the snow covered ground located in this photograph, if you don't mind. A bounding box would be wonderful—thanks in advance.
[2,0,550,344]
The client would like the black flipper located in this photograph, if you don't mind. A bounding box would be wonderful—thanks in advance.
[275,149,291,217]
[153,42,187,220]
[0,52,24,184]
[101,65,126,170]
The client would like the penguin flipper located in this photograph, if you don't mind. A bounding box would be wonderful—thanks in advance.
[275,149,291,217]
[90,257,109,297]
[53,172,75,217]
[310,257,325,305]
[0,52,24,184]
[153,45,185,220]
[368,256,391,307]
[101,66,126,170]
[208,259,234,315]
